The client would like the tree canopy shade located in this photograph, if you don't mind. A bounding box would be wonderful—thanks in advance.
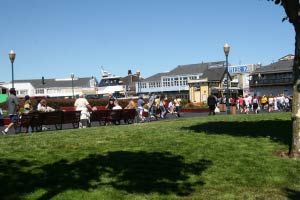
[270,0,299,24]
[270,0,300,157]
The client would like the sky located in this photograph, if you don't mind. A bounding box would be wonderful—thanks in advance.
[0,0,295,82]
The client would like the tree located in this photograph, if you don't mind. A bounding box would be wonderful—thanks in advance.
[270,0,300,157]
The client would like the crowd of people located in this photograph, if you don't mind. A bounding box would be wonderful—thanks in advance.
[217,93,292,114]
[104,93,183,122]
[0,91,183,134]
[1,89,292,134]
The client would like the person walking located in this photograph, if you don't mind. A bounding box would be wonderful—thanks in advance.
[252,94,260,114]
[2,88,20,135]
[207,93,217,115]
[159,95,167,119]
[74,94,92,128]
[174,95,182,117]
[22,95,33,133]
[147,93,156,119]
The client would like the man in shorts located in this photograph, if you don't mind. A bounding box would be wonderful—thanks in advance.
[2,88,20,135]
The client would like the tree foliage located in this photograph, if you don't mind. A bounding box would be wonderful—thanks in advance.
[269,0,299,24]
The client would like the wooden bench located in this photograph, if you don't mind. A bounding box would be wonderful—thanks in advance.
[90,109,137,125]
[62,111,81,128]
[106,109,123,125]
[16,108,139,132]
[60,107,76,111]
[90,110,109,125]
[38,111,63,130]
[19,112,40,132]
[18,110,81,132]
[122,109,137,124]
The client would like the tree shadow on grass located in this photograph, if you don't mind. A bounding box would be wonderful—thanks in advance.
[285,188,300,200]
[182,119,292,146]
[0,151,212,200]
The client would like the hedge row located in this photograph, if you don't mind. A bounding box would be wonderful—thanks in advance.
[0,98,131,111]
[0,97,203,111]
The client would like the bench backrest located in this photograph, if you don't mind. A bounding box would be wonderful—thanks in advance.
[60,107,76,111]
[62,111,81,124]
[107,109,123,121]
[90,110,109,122]
[122,109,137,120]
[38,111,63,125]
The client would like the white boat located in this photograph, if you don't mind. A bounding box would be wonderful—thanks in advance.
[97,67,125,96]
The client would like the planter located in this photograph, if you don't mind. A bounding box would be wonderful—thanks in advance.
[181,108,209,113]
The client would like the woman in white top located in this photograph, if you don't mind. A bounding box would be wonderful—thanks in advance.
[112,101,122,110]
[268,94,274,112]
[37,99,55,112]
[74,94,92,128]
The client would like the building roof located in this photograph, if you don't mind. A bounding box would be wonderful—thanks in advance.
[120,74,139,85]
[202,66,227,81]
[142,61,225,82]
[167,61,224,76]
[252,59,293,75]
[14,77,97,88]
[279,54,294,61]
[143,72,169,82]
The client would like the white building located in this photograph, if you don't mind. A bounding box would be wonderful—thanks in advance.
[136,61,224,98]
[1,77,98,98]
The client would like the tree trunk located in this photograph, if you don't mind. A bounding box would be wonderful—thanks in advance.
[290,20,300,157]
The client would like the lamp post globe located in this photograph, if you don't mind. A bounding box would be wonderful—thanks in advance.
[223,43,230,114]
[9,50,16,89]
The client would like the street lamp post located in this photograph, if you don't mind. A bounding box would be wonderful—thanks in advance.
[257,73,261,96]
[223,43,230,114]
[9,50,16,88]
[71,73,75,99]
[136,70,140,95]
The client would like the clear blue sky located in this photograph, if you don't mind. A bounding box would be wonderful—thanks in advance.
[0,0,294,82]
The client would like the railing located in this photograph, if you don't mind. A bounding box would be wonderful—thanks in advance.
[250,78,293,86]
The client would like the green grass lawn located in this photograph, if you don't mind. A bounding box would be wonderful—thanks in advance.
[0,112,299,200]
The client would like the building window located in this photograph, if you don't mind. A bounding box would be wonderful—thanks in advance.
[149,82,156,88]
[174,77,179,86]
[35,89,45,94]
[19,90,28,95]
[209,82,219,87]
[183,77,188,85]
[189,76,197,80]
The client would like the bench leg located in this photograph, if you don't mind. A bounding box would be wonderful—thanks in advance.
[72,122,79,129]
[55,124,62,130]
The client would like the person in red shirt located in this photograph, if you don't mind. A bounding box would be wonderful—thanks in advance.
[238,95,244,113]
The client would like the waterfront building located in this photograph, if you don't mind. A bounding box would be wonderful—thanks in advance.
[249,55,294,96]
[0,77,97,98]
